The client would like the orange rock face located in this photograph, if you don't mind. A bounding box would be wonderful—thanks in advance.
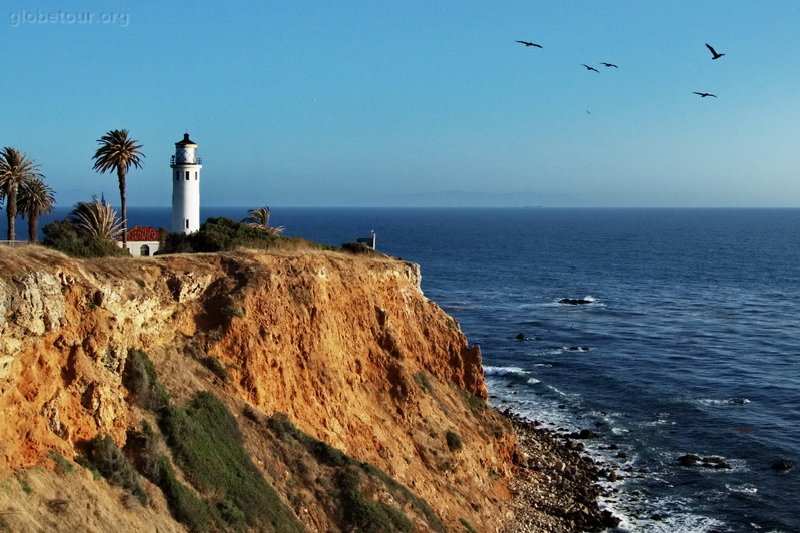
[0,246,516,531]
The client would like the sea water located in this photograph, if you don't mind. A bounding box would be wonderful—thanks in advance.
[6,207,799,531]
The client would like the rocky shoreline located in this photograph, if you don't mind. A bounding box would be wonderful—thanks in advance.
[499,410,621,532]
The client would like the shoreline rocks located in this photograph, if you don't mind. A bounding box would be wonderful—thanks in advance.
[499,410,620,532]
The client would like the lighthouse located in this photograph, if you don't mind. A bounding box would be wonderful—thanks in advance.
[170,133,202,233]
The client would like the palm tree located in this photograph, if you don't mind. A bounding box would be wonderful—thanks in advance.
[18,176,56,242]
[242,206,285,235]
[0,147,42,241]
[91,129,144,246]
[69,196,124,241]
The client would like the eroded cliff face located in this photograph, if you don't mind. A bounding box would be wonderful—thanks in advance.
[0,246,516,531]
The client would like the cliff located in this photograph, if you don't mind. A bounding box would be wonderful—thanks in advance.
[0,246,517,532]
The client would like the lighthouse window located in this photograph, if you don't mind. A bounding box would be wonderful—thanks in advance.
[185,219,189,229]
[194,172,198,180]
[185,171,189,180]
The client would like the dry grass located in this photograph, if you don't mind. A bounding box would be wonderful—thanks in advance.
[0,467,182,533]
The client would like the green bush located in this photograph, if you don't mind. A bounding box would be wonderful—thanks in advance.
[460,517,479,533]
[42,220,128,258]
[48,451,74,475]
[86,434,148,505]
[337,468,412,532]
[266,413,446,533]
[160,217,327,254]
[200,355,230,382]
[340,242,377,255]
[159,392,303,532]
[157,457,217,532]
[122,349,168,411]
[446,431,463,452]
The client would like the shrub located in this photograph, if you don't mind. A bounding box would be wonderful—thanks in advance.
[340,242,376,255]
[266,414,446,533]
[74,455,101,479]
[413,371,434,394]
[460,517,479,533]
[460,389,487,414]
[159,392,303,532]
[200,355,230,382]
[86,434,147,505]
[446,431,463,452]
[157,457,217,532]
[122,349,168,411]
[337,468,411,532]
[42,220,128,258]
[160,217,327,254]
[48,451,74,475]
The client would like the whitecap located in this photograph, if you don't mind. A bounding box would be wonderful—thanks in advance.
[697,397,751,406]
[483,365,530,377]
[527,377,541,385]
[601,495,726,533]
[726,483,758,495]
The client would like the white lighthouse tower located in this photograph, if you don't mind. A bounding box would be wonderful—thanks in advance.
[170,133,202,233]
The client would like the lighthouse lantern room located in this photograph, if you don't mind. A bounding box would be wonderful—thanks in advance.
[170,133,202,234]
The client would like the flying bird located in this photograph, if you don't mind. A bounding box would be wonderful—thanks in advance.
[600,62,618,68]
[582,64,599,73]
[693,91,717,98]
[705,43,725,60]
[516,40,543,48]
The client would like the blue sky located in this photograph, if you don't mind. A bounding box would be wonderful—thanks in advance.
[2,1,799,207]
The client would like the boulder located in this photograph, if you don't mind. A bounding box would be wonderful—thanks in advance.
[559,298,592,305]
[771,459,794,472]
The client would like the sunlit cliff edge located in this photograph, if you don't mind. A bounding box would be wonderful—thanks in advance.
[0,246,517,532]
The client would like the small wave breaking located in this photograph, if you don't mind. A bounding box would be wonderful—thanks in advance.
[483,365,530,377]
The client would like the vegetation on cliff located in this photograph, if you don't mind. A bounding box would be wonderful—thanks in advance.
[160,217,326,254]
[0,246,513,532]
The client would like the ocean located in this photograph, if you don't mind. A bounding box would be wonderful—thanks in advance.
[4,207,799,532]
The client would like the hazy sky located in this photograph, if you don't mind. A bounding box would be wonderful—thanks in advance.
[2,1,799,207]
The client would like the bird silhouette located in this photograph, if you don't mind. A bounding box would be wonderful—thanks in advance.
[693,91,717,98]
[516,40,543,48]
[582,64,599,73]
[600,62,618,68]
[705,43,725,60]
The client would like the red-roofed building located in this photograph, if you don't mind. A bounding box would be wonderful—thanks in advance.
[118,226,162,256]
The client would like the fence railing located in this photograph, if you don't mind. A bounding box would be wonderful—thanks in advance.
[0,240,31,247]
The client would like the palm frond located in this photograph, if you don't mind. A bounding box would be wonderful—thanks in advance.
[91,129,144,174]
[0,147,43,240]
[69,196,124,240]
[242,206,284,235]
[18,177,55,218]
[243,207,270,226]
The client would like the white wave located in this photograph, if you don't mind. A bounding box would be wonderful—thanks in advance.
[527,377,541,385]
[483,365,530,377]
[601,495,726,533]
[726,483,758,495]
[697,397,751,406]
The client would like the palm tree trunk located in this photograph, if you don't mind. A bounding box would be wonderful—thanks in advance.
[118,168,127,246]
[6,188,17,241]
[28,213,39,242]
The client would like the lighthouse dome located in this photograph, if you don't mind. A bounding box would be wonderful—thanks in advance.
[175,133,197,146]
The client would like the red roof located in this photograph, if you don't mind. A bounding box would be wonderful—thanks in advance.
[124,226,161,242]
